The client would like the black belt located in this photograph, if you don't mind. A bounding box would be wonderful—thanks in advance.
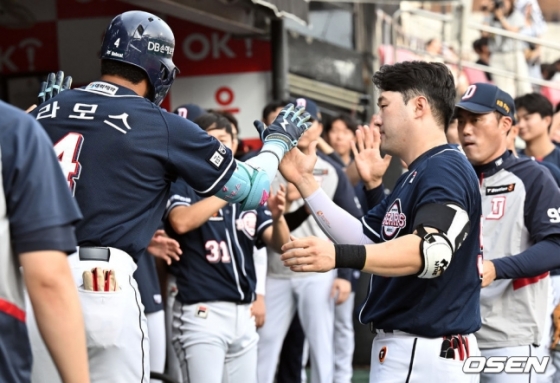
[79,247,110,262]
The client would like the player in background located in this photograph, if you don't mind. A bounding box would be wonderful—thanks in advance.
[28,11,312,383]
[164,112,290,383]
[277,62,482,382]
[257,98,361,383]
[0,101,88,382]
[516,93,560,165]
[455,83,560,383]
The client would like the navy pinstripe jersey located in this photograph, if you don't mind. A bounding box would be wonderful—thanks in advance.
[30,81,235,262]
[165,178,273,304]
[359,144,482,337]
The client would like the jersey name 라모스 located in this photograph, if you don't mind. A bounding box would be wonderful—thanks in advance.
[31,81,235,262]
[359,144,482,337]
[165,179,273,304]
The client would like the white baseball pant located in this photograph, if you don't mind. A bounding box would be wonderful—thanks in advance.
[26,248,150,383]
[147,310,166,383]
[172,300,258,383]
[370,331,480,383]
[334,292,355,383]
[257,271,335,383]
[165,275,183,382]
[481,345,550,383]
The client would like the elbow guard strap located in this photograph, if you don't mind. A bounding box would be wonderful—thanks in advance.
[215,161,270,210]
[416,225,453,279]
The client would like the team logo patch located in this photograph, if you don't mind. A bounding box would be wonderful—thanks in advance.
[196,305,208,319]
[208,151,224,168]
[236,211,257,238]
[379,346,387,363]
[485,183,515,195]
[153,294,162,304]
[317,211,331,228]
[382,199,407,240]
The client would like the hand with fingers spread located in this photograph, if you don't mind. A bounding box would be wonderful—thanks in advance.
[147,229,182,265]
[267,184,287,220]
[352,120,392,190]
[279,141,318,187]
[38,71,73,105]
[331,278,351,305]
[254,103,312,156]
[281,235,335,273]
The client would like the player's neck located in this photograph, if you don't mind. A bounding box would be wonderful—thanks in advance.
[99,75,149,98]
[525,134,555,159]
[401,130,448,167]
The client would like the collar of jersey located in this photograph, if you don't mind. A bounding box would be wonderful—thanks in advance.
[407,144,455,171]
[81,81,141,97]
[473,150,512,177]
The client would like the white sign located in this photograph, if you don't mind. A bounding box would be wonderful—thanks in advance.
[170,72,272,139]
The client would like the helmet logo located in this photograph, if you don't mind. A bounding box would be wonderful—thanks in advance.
[114,38,120,48]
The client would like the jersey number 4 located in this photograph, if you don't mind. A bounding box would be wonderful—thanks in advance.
[54,133,84,196]
[205,240,232,263]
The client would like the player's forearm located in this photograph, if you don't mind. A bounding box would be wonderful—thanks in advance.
[305,188,372,245]
[269,216,290,253]
[362,234,422,276]
[169,197,228,234]
[21,251,89,383]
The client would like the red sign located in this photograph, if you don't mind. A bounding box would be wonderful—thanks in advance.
[167,17,271,76]
[57,0,135,19]
[0,22,58,74]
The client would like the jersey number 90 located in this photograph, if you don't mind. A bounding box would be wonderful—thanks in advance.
[54,133,84,196]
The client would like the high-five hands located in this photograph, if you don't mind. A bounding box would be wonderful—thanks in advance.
[352,120,392,190]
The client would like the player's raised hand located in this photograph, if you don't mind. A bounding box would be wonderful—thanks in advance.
[281,235,335,272]
[254,103,312,153]
[38,71,73,105]
[147,229,182,265]
[267,184,286,220]
[351,120,392,190]
[279,141,318,186]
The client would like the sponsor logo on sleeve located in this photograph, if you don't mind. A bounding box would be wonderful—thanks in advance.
[208,151,224,168]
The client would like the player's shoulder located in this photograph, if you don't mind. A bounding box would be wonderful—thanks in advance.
[0,101,45,141]
[160,108,203,131]
[506,155,558,188]
[421,145,476,179]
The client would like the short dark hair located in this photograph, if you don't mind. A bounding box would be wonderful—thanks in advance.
[101,59,153,99]
[324,113,358,134]
[207,109,239,136]
[514,93,553,122]
[194,112,233,139]
[372,61,456,129]
[556,102,560,114]
[472,37,489,53]
[262,99,289,122]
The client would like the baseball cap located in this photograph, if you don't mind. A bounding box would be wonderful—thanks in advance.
[174,103,206,122]
[294,97,321,122]
[455,83,517,124]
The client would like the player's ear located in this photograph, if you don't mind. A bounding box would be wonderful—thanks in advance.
[499,116,513,136]
[412,96,428,119]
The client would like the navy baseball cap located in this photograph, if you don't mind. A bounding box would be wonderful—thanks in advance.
[455,83,517,124]
[294,97,321,122]
[174,103,206,122]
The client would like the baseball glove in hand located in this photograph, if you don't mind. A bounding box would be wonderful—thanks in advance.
[82,267,119,292]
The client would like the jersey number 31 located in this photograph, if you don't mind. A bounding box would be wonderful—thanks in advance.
[54,133,84,196]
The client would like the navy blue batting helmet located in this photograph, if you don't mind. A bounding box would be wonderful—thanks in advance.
[100,11,179,106]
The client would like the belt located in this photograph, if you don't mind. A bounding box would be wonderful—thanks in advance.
[79,247,111,262]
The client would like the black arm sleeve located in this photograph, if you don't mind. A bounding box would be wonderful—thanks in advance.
[284,205,310,231]
[493,235,560,279]
[365,184,386,211]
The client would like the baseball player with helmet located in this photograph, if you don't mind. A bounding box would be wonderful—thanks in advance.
[0,101,89,383]
[277,61,482,382]
[27,10,312,383]
[164,112,290,383]
[455,83,560,383]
